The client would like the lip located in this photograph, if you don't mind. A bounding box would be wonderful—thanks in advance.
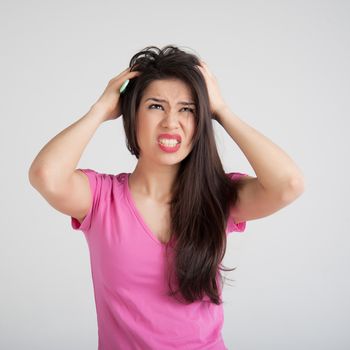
[158,142,180,153]
[157,133,182,143]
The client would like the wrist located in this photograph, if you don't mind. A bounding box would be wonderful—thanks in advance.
[89,103,112,123]
[213,104,230,124]
[87,104,109,124]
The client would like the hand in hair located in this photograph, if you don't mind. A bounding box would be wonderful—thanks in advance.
[197,60,227,123]
[93,67,141,122]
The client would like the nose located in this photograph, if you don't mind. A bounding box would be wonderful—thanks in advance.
[161,112,180,129]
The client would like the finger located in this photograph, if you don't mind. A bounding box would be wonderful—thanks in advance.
[112,68,130,80]
[128,71,141,79]
[120,67,130,75]
[129,69,141,74]
[115,68,140,81]
[121,67,137,75]
[197,62,207,72]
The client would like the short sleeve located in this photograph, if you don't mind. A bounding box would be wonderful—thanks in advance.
[225,172,249,234]
[70,168,104,233]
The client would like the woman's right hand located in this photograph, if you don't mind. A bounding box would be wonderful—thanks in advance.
[92,67,141,122]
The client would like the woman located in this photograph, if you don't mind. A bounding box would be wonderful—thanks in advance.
[28,45,304,350]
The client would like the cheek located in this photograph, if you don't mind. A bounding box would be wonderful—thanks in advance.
[187,118,197,139]
[136,118,155,144]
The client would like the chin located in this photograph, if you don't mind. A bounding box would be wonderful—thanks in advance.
[156,152,188,165]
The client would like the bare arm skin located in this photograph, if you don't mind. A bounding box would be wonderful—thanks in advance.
[28,105,105,191]
[28,67,141,222]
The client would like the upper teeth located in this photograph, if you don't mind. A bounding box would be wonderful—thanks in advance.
[159,138,180,146]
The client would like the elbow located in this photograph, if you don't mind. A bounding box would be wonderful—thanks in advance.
[28,166,51,189]
[281,176,305,203]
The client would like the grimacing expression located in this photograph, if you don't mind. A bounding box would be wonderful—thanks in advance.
[136,79,197,165]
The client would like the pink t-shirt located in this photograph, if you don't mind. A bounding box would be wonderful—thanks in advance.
[70,169,248,350]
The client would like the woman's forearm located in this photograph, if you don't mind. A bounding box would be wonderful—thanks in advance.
[28,104,107,191]
[216,105,305,195]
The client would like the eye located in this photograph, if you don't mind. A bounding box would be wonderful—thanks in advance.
[182,107,195,113]
[148,104,195,113]
[148,104,163,110]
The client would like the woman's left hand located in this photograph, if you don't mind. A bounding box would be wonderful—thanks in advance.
[196,60,228,122]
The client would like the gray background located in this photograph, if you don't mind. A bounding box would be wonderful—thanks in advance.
[1,0,349,349]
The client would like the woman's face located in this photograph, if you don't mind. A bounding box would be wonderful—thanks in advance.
[135,78,197,165]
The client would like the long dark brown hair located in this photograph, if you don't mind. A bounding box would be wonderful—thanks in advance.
[120,45,246,305]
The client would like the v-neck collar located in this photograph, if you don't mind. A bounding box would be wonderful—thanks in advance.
[124,173,170,247]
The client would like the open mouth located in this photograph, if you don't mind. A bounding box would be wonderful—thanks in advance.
[158,140,181,153]
[158,139,181,147]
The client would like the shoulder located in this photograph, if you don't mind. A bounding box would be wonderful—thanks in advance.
[79,168,126,190]
[115,172,129,185]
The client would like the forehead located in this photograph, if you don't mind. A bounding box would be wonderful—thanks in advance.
[142,78,193,100]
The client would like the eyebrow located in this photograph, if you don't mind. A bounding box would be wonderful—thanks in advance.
[145,97,196,106]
